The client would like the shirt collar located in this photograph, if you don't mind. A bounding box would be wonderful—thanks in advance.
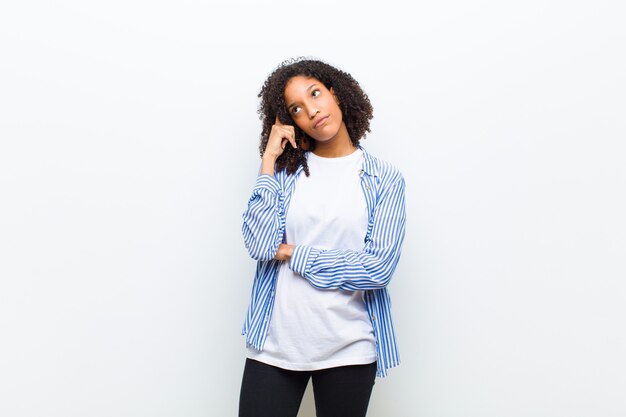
[358,145,378,178]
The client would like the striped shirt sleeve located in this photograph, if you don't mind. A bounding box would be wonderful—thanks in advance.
[241,174,285,261]
[288,174,406,291]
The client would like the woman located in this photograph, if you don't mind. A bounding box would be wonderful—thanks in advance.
[239,57,406,417]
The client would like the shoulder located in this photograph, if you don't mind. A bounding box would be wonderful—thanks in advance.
[361,147,404,186]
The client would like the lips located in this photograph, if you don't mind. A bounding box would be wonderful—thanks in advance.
[313,116,329,129]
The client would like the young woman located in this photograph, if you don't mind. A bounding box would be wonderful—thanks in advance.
[238,57,406,417]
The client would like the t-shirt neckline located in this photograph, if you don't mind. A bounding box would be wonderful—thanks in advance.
[307,148,362,162]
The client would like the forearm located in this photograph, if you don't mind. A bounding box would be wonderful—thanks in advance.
[289,243,404,291]
[260,154,277,176]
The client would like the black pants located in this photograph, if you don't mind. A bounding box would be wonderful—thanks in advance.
[239,358,377,417]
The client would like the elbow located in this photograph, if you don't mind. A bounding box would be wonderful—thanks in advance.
[368,252,400,288]
[343,271,391,291]
[244,239,278,261]
[242,218,284,262]
[242,224,276,261]
[370,271,393,289]
[244,242,261,260]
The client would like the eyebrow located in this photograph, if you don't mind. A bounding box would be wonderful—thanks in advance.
[287,84,319,109]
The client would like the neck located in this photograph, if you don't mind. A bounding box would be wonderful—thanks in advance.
[312,123,356,157]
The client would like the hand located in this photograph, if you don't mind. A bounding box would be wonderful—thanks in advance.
[263,116,297,160]
[274,244,294,261]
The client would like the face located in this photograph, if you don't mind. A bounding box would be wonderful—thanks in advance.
[283,75,343,144]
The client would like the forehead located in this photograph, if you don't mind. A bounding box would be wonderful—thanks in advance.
[284,75,322,98]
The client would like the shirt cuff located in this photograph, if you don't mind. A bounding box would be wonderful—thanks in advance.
[289,245,321,276]
[253,174,281,194]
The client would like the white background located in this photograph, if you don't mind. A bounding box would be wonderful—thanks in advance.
[1,1,625,416]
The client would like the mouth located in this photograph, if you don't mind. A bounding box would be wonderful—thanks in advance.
[313,116,329,129]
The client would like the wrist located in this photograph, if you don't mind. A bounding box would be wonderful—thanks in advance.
[262,153,279,162]
[260,154,278,176]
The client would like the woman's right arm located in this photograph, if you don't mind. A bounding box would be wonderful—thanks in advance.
[242,117,297,261]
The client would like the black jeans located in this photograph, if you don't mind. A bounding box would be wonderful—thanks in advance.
[239,358,377,417]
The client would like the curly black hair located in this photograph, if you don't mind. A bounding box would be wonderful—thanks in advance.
[257,57,374,176]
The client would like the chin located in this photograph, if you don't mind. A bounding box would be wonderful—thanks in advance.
[310,128,340,143]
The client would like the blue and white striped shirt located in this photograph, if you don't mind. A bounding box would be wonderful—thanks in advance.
[241,145,406,377]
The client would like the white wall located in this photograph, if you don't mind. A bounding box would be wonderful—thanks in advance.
[1,1,624,416]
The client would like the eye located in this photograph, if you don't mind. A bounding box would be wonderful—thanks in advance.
[290,90,321,115]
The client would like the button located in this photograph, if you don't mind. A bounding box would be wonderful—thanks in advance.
[366,185,371,190]
[371,315,376,321]
[358,169,364,176]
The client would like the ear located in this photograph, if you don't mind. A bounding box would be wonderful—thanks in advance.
[299,133,310,151]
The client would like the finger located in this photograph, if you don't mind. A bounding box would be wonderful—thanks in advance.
[288,133,297,149]
[275,115,283,126]
[274,126,297,149]
[276,125,293,135]
[277,127,297,149]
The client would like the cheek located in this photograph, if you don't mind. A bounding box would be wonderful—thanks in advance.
[293,119,309,132]
[329,99,342,116]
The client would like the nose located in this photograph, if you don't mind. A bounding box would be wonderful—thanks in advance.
[308,107,319,119]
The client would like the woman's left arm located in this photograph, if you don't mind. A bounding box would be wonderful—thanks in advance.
[287,175,406,291]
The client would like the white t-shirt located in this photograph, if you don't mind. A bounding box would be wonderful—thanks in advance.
[247,148,377,370]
